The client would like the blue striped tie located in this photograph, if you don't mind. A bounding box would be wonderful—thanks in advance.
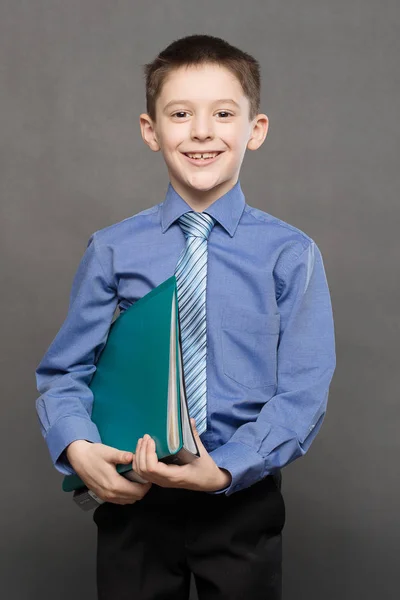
[175,211,216,435]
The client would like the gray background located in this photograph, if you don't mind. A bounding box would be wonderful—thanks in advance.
[1,1,398,599]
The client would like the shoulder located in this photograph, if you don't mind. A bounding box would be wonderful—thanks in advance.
[244,203,315,254]
[88,203,161,248]
[243,204,325,291]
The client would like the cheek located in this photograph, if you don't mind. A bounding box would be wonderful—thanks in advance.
[160,123,187,146]
[158,133,181,161]
[218,126,246,150]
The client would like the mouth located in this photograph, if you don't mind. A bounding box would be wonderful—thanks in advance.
[181,151,224,166]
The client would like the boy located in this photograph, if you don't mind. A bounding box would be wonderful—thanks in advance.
[35,34,336,600]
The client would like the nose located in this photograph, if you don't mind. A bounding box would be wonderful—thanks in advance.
[190,114,214,141]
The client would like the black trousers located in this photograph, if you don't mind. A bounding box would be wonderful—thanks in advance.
[93,472,285,600]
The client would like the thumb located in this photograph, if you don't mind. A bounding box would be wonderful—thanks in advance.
[190,418,201,440]
[107,446,134,464]
[190,419,206,457]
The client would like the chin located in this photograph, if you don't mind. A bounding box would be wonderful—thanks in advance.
[184,175,226,192]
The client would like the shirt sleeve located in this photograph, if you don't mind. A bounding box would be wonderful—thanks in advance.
[208,240,337,496]
[35,232,119,475]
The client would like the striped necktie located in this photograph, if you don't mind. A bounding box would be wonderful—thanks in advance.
[174,211,216,435]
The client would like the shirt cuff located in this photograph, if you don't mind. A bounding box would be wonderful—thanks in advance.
[207,441,265,496]
[45,415,102,475]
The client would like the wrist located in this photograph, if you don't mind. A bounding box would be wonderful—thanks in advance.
[65,439,92,462]
[217,467,232,490]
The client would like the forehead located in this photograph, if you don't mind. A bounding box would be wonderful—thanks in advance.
[158,64,246,106]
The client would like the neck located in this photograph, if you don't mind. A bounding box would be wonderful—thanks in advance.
[169,176,238,212]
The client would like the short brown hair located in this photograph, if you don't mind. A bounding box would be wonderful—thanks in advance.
[142,34,261,122]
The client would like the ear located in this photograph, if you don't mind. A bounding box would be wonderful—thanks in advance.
[139,113,161,152]
[247,113,269,151]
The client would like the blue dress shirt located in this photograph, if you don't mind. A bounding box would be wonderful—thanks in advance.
[35,180,336,496]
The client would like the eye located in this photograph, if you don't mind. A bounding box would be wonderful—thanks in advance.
[171,111,189,118]
[171,111,234,119]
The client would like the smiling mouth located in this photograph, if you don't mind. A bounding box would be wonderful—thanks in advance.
[182,151,224,165]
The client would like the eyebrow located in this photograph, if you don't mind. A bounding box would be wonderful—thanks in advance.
[163,98,241,111]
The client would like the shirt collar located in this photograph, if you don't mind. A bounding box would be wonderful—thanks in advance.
[160,180,246,238]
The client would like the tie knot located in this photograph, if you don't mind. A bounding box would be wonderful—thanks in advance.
[178,211,216,240]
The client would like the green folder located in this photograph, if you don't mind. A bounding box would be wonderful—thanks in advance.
[62,275,200,505]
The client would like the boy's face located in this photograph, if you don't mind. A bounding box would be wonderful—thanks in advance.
[140,63,268,210]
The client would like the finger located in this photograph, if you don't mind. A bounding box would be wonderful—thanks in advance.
[190,418,206,455]
[139,436,179,483]
[99,468,143,503]
[117,475,149,499]
[137,437,147,474]
[135,437,143,475]
[140,435,150,472]
[145,436,159,472]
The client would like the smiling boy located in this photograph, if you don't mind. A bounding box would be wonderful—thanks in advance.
[35,34,336,600]
[140,59,265,211]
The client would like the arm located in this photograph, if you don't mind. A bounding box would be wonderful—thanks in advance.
[35,233,118,475]
[208,241,336,495]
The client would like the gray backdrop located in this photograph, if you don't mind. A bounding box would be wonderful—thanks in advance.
[1,1,398,599]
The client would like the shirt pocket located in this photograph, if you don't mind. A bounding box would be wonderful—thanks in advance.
[221,306,280,389]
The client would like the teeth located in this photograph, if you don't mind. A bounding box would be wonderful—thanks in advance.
[186,152,219,159]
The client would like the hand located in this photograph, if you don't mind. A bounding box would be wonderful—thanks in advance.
[133,418,232,492]
[66,440,153,505]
